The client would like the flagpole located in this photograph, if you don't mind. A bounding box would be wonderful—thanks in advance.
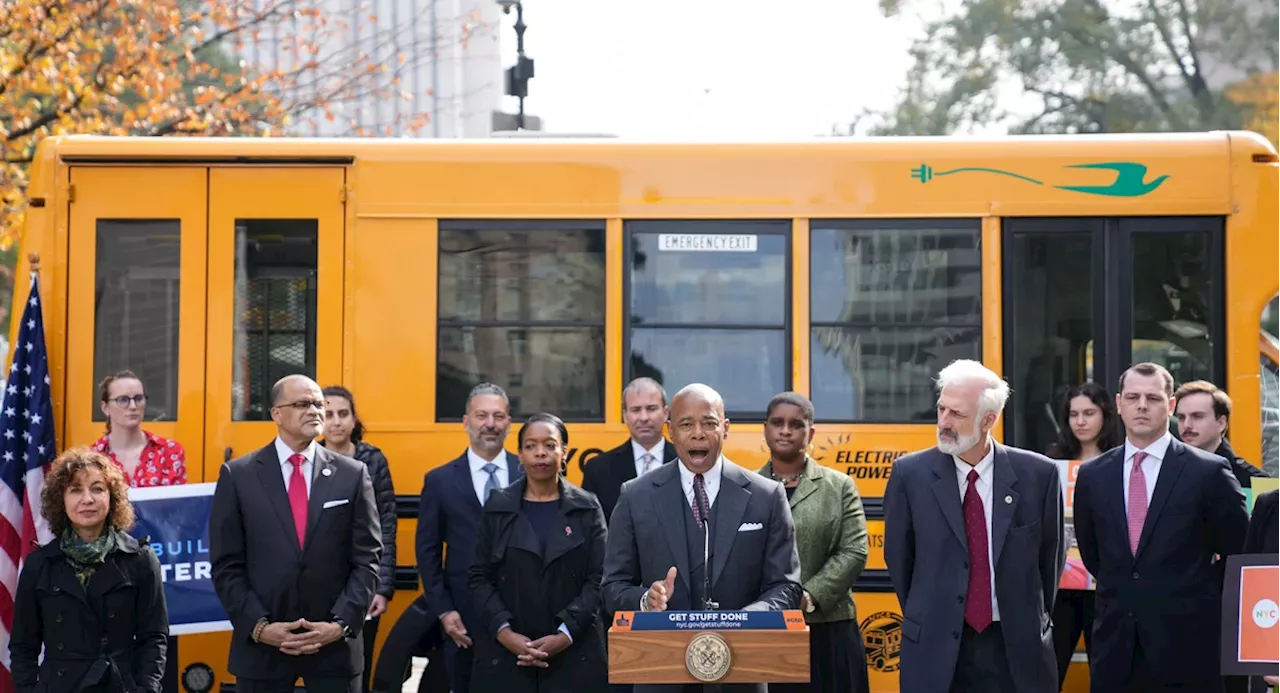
[27,252,39,287]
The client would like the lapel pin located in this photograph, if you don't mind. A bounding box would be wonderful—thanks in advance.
[1004,495,1012,504]
[565,526,572,536]
[322,467,333,477]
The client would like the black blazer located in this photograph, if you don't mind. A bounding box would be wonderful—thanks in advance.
[10,531,168,693]
[1245,489,1278,553]
[468,477,609,693]
[415,450,522,628]
[1073,438,1249,690]
[883,444,1064,693]
[581,439,676,525]
[209,443,381,679]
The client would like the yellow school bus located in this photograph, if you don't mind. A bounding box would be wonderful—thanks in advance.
[11,131,1278,693]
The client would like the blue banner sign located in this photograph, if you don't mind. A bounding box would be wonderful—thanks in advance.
[127,483,230,635]
[611,610,806,631]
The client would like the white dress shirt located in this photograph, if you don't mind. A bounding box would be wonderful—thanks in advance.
[468,448,510,506]
[953,440,999,622]
[276,437,317,498]
[678,456,723,510]
[631,439,665,477]
[1122,431,1170,516]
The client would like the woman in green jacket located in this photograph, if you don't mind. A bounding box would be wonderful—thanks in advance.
[759,392,870,693]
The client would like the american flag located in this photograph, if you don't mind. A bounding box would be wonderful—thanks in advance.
[0,275,57,693]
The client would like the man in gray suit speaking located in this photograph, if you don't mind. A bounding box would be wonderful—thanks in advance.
[602,383,802,693]
[884,360,1065,693]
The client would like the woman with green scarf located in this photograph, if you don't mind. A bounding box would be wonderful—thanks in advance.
[10,447,168,693]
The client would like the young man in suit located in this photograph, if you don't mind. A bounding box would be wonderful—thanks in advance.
[1074,362,1249,693]
[884,359,1064,693]
[209,375,382,693]
[583,377,678,525]
[415,383,522,693]
[602,383,802,693]
[1172,380,1270,487]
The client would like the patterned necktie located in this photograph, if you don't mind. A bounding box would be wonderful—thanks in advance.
[641,452,657,474]
[963,468,993,632]
[482,462,501,504]
[692,473,711,530]
[1128,452,1149,555]
[287,454,308,548]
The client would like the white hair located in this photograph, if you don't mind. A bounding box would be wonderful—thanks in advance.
[935,359,1010,421]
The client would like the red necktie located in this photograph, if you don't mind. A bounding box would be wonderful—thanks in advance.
[963,468,993,632]
[288,453,308,548]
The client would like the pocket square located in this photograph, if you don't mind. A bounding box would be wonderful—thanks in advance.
[322,499,350,509]
[738,522,763,532]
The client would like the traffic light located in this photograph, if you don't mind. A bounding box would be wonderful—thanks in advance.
[505,55,535,99]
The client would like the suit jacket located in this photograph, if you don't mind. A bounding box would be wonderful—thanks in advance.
[415,450,522,629]
[209,443,381,679]
[883,444,1065,693]
[1073,438,1248,690]
[602,457,802,693]
[582,439,677,525]
[468,477,610,693]
[1246,489,1278,553]
[759,456,868,624]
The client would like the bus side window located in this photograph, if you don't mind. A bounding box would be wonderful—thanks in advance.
[1262,295,1278,475]
[625,220,789,420]
[94,220,181,423]
[231,220,319,421]
[436,221,606,421]
[810,220,982,423]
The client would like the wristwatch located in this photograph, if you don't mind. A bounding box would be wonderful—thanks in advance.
[333,618,352,638]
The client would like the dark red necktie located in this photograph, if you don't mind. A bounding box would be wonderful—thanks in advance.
[692,473,710,530]
[963,468,993,632]
[288,453,308,548]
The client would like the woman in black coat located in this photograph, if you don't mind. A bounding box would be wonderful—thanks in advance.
[468,413,609,693]
[321,386,397,693]
[10,447,168,693]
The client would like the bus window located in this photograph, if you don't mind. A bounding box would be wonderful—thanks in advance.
[436,221,606,421]
[809,220,982,422]
[1002,226,1095,454]
[231,220,319,421]
[1262,295,1278,475]
[626,220,788,419]
[1129,230,1216,386]
[92,221,181,422]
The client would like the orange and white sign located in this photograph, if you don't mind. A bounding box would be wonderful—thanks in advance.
[1239,565,1280,663]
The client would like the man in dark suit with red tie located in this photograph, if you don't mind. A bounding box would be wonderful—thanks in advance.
[210,375,382,693]
[416,383,522,693]
[884,359,1064,693]
[1074,362,1249,693]
[583,377,678,525]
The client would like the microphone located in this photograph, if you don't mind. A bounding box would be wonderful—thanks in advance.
[700,496,717,611]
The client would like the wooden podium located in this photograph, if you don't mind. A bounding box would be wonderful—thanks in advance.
[608,610,810,685]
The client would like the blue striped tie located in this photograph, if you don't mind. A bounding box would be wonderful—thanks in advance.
[482,462,501,503]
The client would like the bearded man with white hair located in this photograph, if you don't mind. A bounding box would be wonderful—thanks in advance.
[884,359,1065,693]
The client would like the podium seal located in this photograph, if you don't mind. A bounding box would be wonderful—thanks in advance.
[685,632,732,682]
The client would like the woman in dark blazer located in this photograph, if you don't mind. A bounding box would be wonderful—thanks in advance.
[758,392,870,693]
[10,447,168,693]
[468,412,609,693]
[321,385,397,693]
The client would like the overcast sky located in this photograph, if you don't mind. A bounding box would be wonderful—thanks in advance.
[495,0,918,138]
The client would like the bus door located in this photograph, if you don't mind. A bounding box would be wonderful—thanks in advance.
[65,168,208,471]
[202,168,346,480]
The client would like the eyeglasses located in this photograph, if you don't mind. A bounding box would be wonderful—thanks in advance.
[110,395,147,407]
[276,400,325,411]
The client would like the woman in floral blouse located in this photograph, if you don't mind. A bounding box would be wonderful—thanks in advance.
[93,370,187,487]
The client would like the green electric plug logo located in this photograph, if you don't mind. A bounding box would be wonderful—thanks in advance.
[911,162,1168,197]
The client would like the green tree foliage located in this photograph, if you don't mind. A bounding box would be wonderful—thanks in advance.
[857,0,1278,137]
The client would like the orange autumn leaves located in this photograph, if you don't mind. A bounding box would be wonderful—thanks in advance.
[0,0,435,246]
[1227,72,1279,148]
